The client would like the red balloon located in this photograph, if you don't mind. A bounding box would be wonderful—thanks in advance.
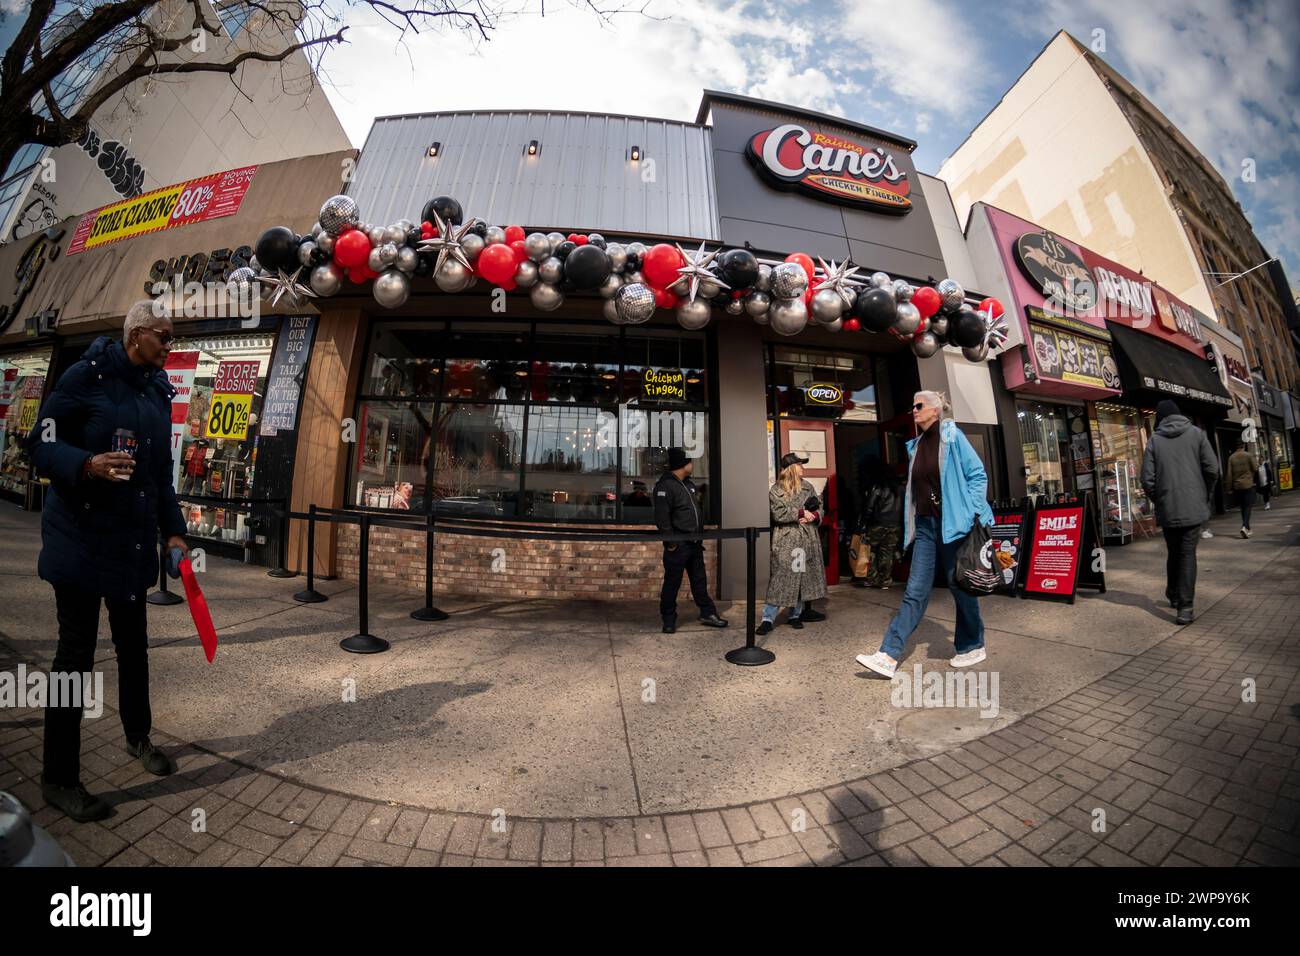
[643,243,685,288]
[978,296,1004,320]
[653,287,679,309]
[478,243,518,285]
[913,285,942,320]
[420,228,433,240]
[843,318,861,332]
[566,233,579,243]
[509,239,528,262]
[574,234,589,245]
[504,225,525,244]
[785,252,815,282]
[333,228,371,269]
[498,277,517,292]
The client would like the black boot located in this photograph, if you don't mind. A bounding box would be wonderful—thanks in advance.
[127,737,175,776]
[800,606,827,623]
[698,614,728,627]
[662,619,677,634]
[755,620,774,636]
[41,778,112,823]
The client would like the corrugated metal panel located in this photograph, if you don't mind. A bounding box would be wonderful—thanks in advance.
[345,111,719,240]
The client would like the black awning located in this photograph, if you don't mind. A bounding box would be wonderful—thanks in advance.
[1106,322,1232,408]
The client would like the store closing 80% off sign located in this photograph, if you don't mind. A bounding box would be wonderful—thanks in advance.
[204,393,252,440]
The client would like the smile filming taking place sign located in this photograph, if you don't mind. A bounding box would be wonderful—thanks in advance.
[746,124,912,214]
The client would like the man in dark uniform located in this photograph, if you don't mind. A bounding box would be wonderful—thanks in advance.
[653,448,727,633]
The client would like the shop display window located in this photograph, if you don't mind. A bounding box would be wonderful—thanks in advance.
[0,347,53,501]
[768,347,876,422]
[431,402,523,516]
[1016,401,1069,499]
[1091,402,1156,540]
[354,401,434,510]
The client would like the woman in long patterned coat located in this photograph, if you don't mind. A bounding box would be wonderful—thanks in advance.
[756,453,828,635]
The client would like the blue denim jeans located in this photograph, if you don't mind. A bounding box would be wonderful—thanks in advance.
[762,603,800,623]
[880,515,984,660]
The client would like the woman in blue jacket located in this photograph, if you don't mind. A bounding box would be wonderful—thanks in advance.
[26,302,188,822]
[855,391,993,678]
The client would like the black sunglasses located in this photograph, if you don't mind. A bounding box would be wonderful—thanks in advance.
[912,402,926,411]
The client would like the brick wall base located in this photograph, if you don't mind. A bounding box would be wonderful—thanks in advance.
[335,523,722,602]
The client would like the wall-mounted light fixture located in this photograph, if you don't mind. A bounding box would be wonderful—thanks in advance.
[427,142,441,157]
[629,145,641,162]
[525,140,539,156]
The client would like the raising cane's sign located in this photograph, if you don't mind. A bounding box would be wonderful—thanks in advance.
[746,124,912,214]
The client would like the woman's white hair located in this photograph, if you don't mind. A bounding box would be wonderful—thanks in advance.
[122,299,169,342]
[914,390,951,417]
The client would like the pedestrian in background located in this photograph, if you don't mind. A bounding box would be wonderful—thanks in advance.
[1226,440,1259,539]
[1258,457,1273,511]
[653,447,727,634]
[1140,399,1219,624]
[855,457,902,590]
[854,391,993,678]
[756,452,828,634]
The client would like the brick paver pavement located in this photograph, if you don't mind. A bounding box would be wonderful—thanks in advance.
[2,519,1297,867]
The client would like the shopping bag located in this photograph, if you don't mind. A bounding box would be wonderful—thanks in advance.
[178,558,218,662]
[953,521,998,597]
[848,533,872,578]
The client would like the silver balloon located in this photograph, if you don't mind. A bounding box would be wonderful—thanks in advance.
[598,273,623,299]
[667,275,689,297]
[698,278,722,300]
[963,342,990,362]
[514,260,538,288]
[248,255,260,272]
[394,218,413,233]
[367,248,385,273]
[725,298,744,315]
[530,282,564,312]
[377,242,399,266]
[929,314,949,339]
[625,241,648,258]
[894,301,922,336]
[297,241,316,267]
[461,233,485,262]
[892,279,914,302]
[870,271,892,288]
[676,298,712,330]
[811,287,846,324]
[912,331,942,358]
[434,258,473,293]
[588,233,605,246]
[373,269,411,309]
[615,282,656,324]
[395,246,419,274]
[824,318,843,333]
[937,278,965,311]
[769,297,808,336]
[368,225,387,247]
[606,242,627,274]
[525,232,551,262]
[770,262,809,299]
[603,297,625,324]
[309,263,342,296]
[384,225,406,245]
[538,256,564,285]
[318,195,360,236]
[755,263,772,292]
[484,225,506,246]
[546,232,566,252]
[624,270,645,285]
[744,291,771,317]
[310,221,323,238]
[315,232,335,256]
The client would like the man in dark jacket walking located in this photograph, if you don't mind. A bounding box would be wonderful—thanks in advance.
[653,448,727,633]
[26,303,188,821]
[1140,399,1219,625]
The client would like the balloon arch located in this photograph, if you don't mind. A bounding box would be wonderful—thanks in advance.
[241,194,1007,363]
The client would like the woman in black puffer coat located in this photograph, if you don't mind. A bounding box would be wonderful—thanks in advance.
[26,303,188,821]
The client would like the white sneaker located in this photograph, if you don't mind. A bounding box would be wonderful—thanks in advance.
[951,648,987,668]
[1241,527,1251,539]
[855,651,897,678]
[1201,529,1214,539]
[1265,502,1271,510]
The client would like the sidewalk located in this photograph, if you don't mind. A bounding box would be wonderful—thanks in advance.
[1,495,1297,866]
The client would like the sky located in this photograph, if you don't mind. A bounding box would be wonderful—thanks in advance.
[309,0,1300,296]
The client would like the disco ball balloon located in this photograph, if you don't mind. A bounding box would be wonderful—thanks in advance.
[615,282,656,324]
[937,278,965,312]
[770,262,809,299]
[318,195,360,236]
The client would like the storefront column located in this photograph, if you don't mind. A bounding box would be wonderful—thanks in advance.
[288,307,368,575]
[716,321,772,601]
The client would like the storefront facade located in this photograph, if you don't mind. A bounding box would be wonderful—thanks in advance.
[1253,376,1292,492]
[966,202,1231,544]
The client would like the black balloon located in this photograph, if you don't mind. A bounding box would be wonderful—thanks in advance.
[422,196,462,226]
[563,243,612,289]
[255,226,299,273]
[852,287,896,333]
[414,254,433,277]
[952,308,985,349]
[587,235,607,249]
[554,240,577,261]
[406,228,421,247]
[469,221,488,238]
[624,252,642,272]
[718,248,759,290]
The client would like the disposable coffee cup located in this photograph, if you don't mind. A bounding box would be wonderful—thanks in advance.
[110,428,137,481]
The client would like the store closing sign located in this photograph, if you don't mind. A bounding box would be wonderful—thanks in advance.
[165,351,199,490]
[205,360,259,440]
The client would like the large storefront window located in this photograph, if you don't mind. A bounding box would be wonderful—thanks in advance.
[1091,402,1156,542]
[0,347,53,502]
[1016,401,1069,499]
[171,333,275,544]
[349,321,711,522]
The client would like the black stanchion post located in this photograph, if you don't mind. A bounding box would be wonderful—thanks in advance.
[341,512,389,654]
[410,510,449,622]
[146,539,184,606]
[293,504,327,603]
[267,501,296,578]
[725,527,775,666]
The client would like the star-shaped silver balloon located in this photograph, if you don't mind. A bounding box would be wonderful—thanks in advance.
[417,210,480,275]
[260,267,316,309]
[674,241,730,303]
[816,257,864,305]
[982,310,1009,352]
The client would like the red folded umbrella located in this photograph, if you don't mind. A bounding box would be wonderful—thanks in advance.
[178,558,218,662]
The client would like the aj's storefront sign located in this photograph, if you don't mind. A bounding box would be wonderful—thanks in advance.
[1014,231,1097,313]
[746,124,912,214]
[1023,307,1120,391]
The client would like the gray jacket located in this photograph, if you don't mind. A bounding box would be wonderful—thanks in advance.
[1140,415,1219,528]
